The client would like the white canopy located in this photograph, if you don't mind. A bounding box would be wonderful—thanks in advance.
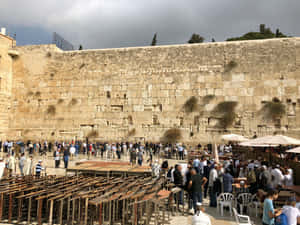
[239,135,300,147]
[286,147,300,154]
[221,134,249,142]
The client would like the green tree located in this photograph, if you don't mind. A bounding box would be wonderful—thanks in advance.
[78,45,83,50]
[226,24,288,41]
[151,33,157,46]
[188,34,204,44]
[212,38,215,42]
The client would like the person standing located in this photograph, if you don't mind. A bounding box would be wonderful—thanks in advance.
[173,165,184,204]
[262,189,282,225]
[137,149,143,166]
[69,145,76,160]
[8,154,15,176]
[193,157,201,174]
[53,148,60,168]
[63,148,70,169]
[35,160,44,177]
[19,153,26,176]
[0,158,5,179]
[25,155,33,175]
[271,165,284,188]
[188,169,207,213]
[222,168,234,193]
[282,197,300,225]
[260,165,272,191]
[208,164,218,207]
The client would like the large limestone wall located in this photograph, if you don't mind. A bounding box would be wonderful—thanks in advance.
[8,38,300,142]
[0,35,15,139]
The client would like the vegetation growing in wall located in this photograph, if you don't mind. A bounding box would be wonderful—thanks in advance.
[35,91,41,98]
[224,60,238,73]
[23,129,30,135]
[79,63,85,69]
[211,101,238,129]
[69,98,78,106]
[161,128,182,143]
[259,97,286,123]
[57,99,64,104]
[27,91,34,96]
[46,52,52,57]
[182,96,199,113]
[87,130,99,138]
[127,128,136,137]
[202,95,215,105]
[46,105,56,116]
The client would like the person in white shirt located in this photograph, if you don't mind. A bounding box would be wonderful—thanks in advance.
[283,169,293,186]
[0,158,5,179]
[69,145,76,160]
[282,197,300,225]
[151,160,160,178]
[271,165,284,188]
[192,202,211,225]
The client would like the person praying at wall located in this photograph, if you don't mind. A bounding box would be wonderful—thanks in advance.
[63,147,70,169]
[18,153,26,176]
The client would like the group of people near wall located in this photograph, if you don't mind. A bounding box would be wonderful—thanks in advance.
[163,156,300,225]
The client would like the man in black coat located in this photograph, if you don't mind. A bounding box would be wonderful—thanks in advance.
[173,164,184,205]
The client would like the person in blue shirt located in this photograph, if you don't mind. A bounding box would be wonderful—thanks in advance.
[223,168,234,193]
[263,189,282,225]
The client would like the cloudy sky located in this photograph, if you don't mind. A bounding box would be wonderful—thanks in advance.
[0,0,299,49]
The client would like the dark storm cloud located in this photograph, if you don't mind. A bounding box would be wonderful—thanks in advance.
[0,0,299,49]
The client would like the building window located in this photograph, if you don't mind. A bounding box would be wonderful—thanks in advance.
[106,91,111,98]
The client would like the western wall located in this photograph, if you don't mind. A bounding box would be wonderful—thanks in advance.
[1,34,300,142]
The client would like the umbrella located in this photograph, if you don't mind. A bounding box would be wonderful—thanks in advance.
[286,147,300,154]
[213,143,219,164]
[239,135,300,147]
[221,134,249,142]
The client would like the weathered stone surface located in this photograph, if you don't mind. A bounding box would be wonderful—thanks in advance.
[0,36,300,142]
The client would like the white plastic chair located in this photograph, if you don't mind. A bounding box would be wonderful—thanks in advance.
[217,193,234,216]
[233,208,252,225]
[248,194,261,217]
[236,193,252,214]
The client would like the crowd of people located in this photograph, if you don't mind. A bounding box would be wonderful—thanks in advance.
[0,139,299,224]
[163,156,300,225]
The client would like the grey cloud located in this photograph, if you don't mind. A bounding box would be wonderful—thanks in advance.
[0,0,299,49]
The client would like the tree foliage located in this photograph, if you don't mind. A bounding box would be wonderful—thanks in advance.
[188,34,204,44]
[226,24,288,41]
[151,33,157,46]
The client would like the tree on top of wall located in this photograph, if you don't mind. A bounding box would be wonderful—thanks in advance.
[188,34,204,44]
[151,33,157,46]
[226,24,289,41]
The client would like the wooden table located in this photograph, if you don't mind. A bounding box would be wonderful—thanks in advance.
[282,186,300,195]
